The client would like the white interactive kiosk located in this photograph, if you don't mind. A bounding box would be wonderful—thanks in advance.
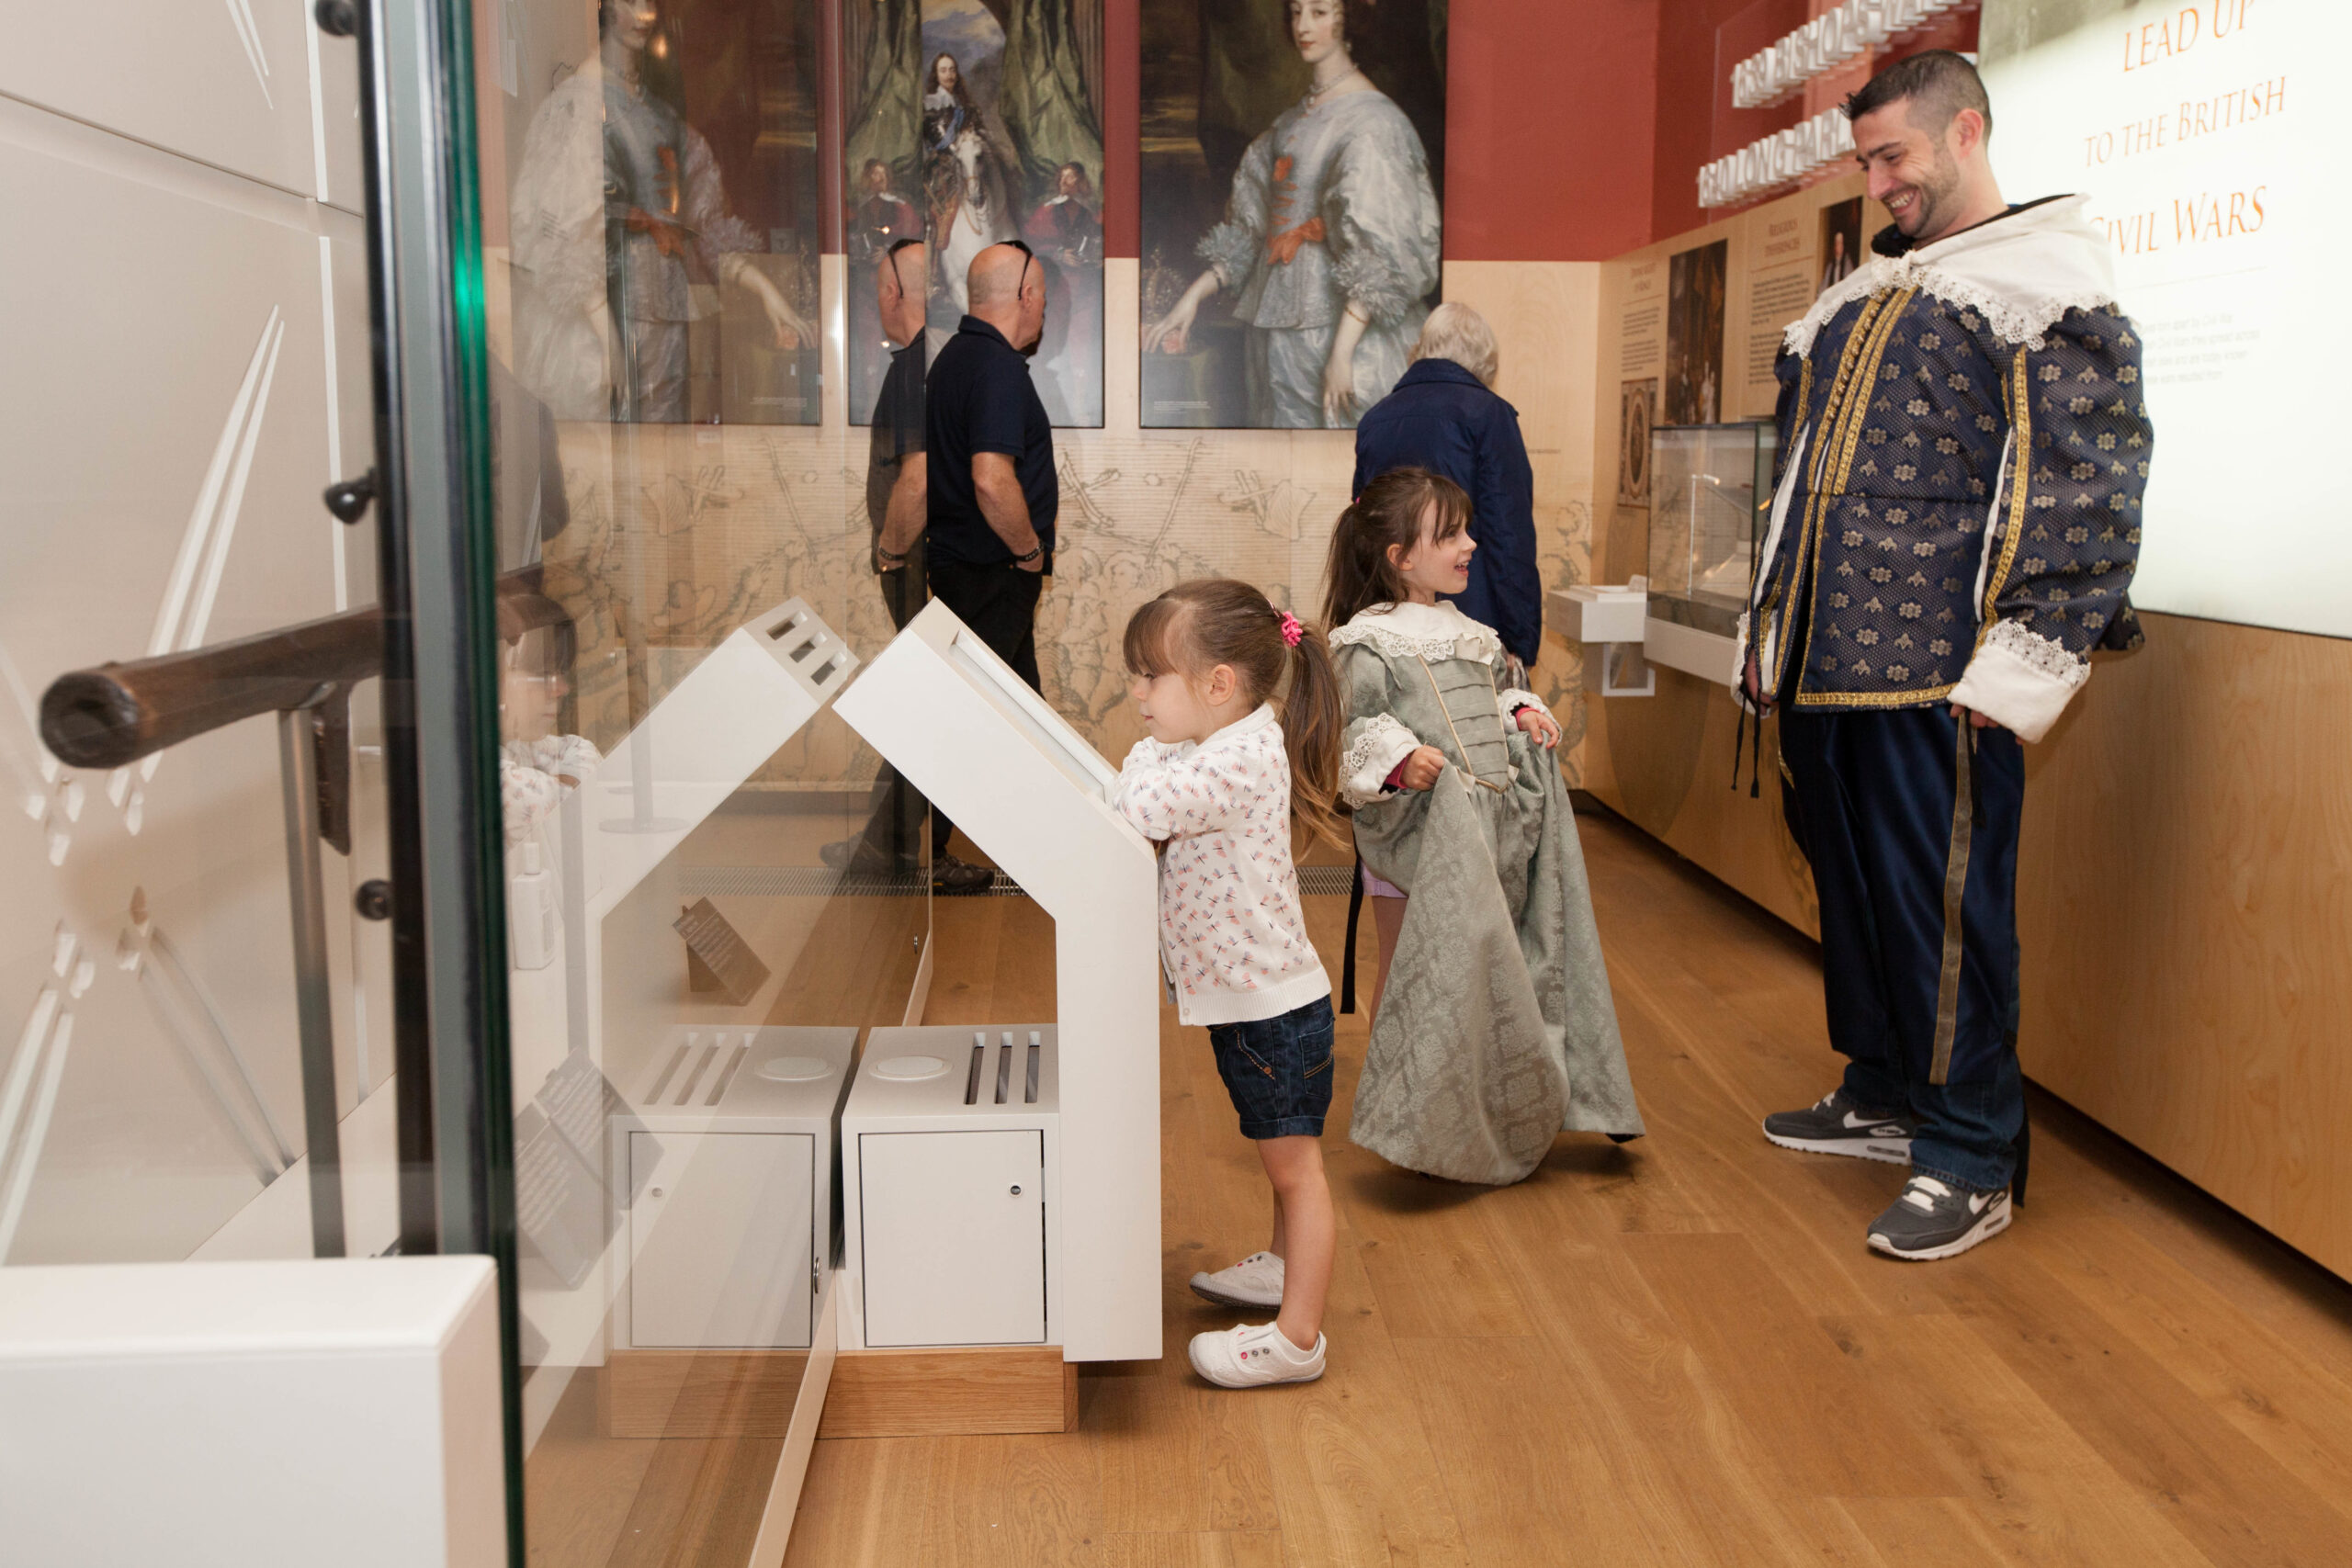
[832,599,1160,1364]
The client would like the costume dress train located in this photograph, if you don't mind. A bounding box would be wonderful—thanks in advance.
[1200,88,1441,429]
[1334,602,1643,1183]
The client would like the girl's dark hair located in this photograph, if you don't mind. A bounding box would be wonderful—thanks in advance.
[1319,467,1472,631]
[1123,580,1345,850]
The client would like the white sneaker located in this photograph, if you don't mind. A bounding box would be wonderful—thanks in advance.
[1187,1321,1326,1389]
[1189,1250,1284,1309]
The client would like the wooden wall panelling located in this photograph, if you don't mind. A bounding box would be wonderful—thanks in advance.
[2016,612,2352,1281]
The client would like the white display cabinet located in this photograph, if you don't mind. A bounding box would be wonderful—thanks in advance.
[831,600,1159,1362]
[514,596,857,1445]
[606,1025,855,1353]
[841,1024,1060,1348]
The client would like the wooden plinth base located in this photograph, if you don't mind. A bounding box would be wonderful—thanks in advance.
[600,1346,1075,1439]
[820,1346,1077,1438]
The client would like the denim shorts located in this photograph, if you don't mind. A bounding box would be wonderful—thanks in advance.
[1207,996,1336,1140]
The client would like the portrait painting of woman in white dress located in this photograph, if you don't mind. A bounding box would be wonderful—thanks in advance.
[1140,0,1442,430]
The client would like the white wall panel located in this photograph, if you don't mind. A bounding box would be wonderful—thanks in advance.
[0,99,353,1262]
[0,0,323,197]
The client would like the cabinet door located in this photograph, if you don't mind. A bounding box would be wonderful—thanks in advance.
[629,1132,814,1348]
[859,1131,1046,1348]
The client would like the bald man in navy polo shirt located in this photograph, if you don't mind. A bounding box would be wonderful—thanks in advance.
[923,242,1057,862]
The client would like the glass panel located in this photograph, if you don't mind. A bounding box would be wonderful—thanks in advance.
[465,1,928,1559]
[0,17,396,1268]
[1647,422,1777,637]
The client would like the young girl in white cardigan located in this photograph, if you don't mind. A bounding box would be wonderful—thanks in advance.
[1111,579,1346,1388]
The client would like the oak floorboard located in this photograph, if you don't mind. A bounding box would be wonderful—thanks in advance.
[524,1371,665,1568]
[2027,1214,2352,1506]
[1821,1312,2211,1567]
[1934,1255,2352,1567]
[1478,1190,1825,1566]
[1097,1532,1285,1568]
[1830,1499,2010,1568]
[1245,1196,1470,1568]
[1617,1231,1958,1499]
[1397,1332,1665,1566]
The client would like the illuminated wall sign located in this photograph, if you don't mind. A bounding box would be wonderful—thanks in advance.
[1699,107,1856,209]
[1731,0,1983,111]
[1984,0,2346,637]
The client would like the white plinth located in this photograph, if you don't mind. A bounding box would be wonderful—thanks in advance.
[0,1257,504,1568]
[1545,585,1650,644]
[832,600,1159,1362]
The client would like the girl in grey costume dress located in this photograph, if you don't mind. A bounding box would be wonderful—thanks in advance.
[1326,471,1644,1184]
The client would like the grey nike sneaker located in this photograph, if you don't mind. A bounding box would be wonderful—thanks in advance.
[1761,1089,1915,1164]
[1867,1175,2012,1261]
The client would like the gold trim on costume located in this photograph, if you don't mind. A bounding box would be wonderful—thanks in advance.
[1972,350,2037,651]
[1770,291,1900,694]
[1789,682,1960,710]
[1930,723,1975,1086]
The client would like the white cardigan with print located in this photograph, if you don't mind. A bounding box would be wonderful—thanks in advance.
[1109,705,1331,1028]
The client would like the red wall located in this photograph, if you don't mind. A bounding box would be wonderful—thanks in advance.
[1648,0,1982,243]
[1443,0,1663,261]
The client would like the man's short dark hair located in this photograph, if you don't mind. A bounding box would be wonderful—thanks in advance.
[1842,50,1992,141]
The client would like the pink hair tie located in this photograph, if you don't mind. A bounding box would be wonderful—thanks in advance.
[1278,611,1303,648]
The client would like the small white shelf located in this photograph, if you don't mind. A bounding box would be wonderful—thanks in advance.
[1545,587,1743,695]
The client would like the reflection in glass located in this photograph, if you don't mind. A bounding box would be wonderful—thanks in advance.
[476,2,927,1558]
[510,0,818,424]
[844,0,1105,427]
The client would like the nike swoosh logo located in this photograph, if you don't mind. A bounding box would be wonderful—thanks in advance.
[1842,1112,1906,1133]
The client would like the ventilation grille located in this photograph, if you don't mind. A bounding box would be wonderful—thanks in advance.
[961,1031,1044,1107]
[645,1031,755,1108]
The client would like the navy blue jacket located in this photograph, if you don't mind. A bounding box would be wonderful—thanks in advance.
[1351,359,1542,665]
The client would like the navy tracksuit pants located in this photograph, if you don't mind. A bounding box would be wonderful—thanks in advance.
[1777,704,2029,1194]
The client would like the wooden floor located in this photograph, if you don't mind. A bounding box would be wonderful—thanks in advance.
[780,808,2352,1567]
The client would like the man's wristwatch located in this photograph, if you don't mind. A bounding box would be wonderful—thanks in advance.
[1011,544,1043,567]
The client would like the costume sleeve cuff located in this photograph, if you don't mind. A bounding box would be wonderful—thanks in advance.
[1340,715,1419,808]
[1497,687,1549,722]
[1947,620,2089,744]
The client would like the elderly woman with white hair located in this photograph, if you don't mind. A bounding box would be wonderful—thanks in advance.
[1350,301,1543,669]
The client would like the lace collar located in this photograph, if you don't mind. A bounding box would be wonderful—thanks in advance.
[1784,194,2120,357]
[1329,601,1499,663]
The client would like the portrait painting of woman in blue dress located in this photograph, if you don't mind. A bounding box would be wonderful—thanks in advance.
[1140,0,1443,430]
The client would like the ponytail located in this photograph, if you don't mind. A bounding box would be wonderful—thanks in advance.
[1279,620,1346,851]
[1120,578,1347,851]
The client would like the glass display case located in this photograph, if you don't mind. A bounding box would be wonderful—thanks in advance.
[1646,422,1778,637]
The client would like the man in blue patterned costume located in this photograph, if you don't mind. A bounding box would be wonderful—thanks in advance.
[1741,52,2150,1260]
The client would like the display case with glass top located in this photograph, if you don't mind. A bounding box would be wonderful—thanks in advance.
[1646,423,1777,637]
